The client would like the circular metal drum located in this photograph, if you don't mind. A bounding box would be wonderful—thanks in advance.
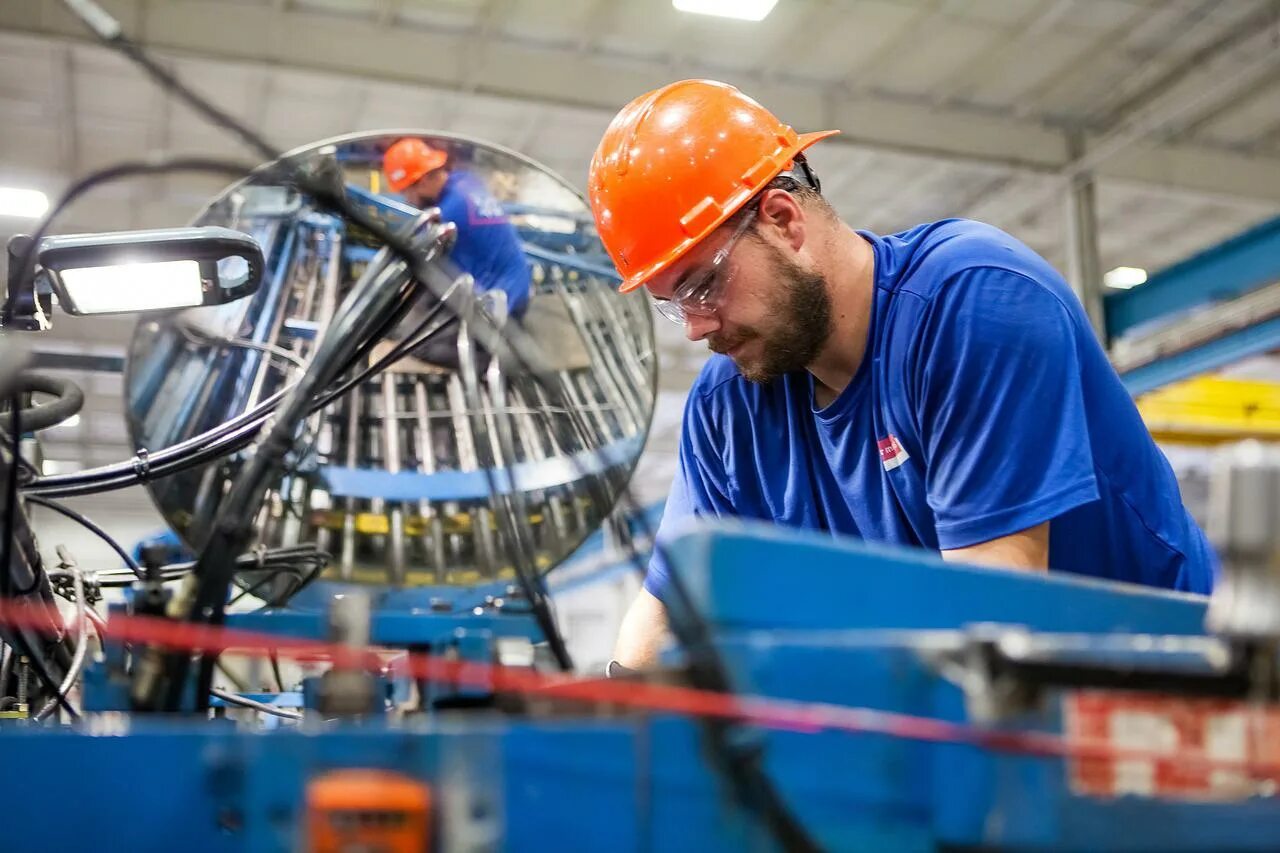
[125,132,655,594]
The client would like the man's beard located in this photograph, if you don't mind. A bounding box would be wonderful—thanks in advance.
[709,244,832,384]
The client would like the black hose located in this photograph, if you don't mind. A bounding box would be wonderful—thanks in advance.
[24,495,144,578]
[10,373,85,433]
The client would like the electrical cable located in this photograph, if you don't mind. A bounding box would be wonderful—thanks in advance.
[9,372,85,433]
[176,323,309,372]
[24,495,144,579]
[18,186,433,500]
[210,686,302,720]
[269,651,285,693]
[0,397,77,717]
[1,396,23,597]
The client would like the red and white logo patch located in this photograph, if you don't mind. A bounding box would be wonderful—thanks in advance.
[877,435,910,471]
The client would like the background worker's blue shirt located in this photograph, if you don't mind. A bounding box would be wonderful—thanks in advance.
[647,219,1218,602]
[436,170,532,317]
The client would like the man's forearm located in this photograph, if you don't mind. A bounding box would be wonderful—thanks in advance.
[941,521,1050,571]
[613,588,670,670]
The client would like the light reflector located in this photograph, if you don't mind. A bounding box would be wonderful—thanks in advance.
[58,259,205,315]
[0,187,50,219]
[673,0,778,21]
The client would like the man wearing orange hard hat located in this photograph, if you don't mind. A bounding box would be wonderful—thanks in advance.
[382,138,531,368]
[589,80,1216,671]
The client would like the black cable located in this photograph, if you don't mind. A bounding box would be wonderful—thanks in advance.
[10,373,85,433]
[24,495,144,579]
[0,397,77,717]
[269,651,285,693]
[1,396,22,598]
[166,252,427,711]
[19,188,432,500]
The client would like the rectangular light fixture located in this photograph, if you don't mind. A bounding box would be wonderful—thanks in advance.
[0,187,50,219]
[32,227,264,320]
[58,259,205,315]
[673,0,778,22]
[1103,265,1148,290]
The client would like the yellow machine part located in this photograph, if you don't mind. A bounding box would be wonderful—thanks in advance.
[1139,376,1280,445]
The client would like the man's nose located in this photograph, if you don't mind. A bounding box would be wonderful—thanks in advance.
[685,312,720,342]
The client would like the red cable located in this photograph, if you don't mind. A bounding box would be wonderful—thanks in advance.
[6,596,1280,778]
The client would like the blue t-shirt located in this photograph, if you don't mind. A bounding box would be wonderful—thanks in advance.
[647,219,1217,601]
[437,170,532,317]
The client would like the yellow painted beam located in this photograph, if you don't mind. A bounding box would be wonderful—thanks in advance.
[1139,375,1280,445]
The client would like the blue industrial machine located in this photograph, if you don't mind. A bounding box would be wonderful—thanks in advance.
[2,521,1280,851]
[3,131,1280,849]
[3,2,1280,841]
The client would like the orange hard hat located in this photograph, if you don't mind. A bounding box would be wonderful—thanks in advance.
[588,79,839,293]
[383,138,448,193]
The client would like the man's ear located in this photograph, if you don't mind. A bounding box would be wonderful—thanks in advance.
[755,188,806,252]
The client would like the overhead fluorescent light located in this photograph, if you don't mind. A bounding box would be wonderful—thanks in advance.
[1103,266,1148,290]
[673,0,779,22]
[58,259,205,315]
[52,414,81,430]
[0,187,50,219]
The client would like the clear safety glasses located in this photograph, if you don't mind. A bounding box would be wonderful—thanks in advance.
[652,207,757,325]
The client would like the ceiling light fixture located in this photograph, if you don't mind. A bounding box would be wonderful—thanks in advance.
[672,0,779,22]
[0,188,50,219]
[1103,266,1148,290]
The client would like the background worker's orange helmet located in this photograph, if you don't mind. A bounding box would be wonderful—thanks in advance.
[588,79,839,293]
[383,138,448,193]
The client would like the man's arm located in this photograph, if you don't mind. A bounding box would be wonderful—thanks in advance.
[915,268,1099,557]
[941,521,1049,571]
[612,588,670,670]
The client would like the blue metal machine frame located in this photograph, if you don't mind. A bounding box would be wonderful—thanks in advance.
[2,523,1276,851]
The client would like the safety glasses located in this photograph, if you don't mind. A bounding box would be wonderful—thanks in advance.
[652,207,757,325]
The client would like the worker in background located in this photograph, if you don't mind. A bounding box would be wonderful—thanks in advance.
[382,138,532,369]
[589,80,1218,671]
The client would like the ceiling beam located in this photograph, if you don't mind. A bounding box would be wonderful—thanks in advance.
[1085,2,1274,129]
[1004,0,1172,120]
[375,0,401,28]
[574,0,619,57]
[963,17,1280,221]
[756,0,835,82]
[1176,65,1280,141]
[9,0,1280,205]
[926,0,1077,105]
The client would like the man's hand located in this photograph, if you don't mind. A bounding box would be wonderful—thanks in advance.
[941,521,1049,571]
[613,588,670,670]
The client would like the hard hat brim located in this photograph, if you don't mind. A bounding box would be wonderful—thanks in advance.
[616,128,841,294]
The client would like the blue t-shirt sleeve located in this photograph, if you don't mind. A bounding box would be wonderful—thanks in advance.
[914,268,1100,549]
[644,393,734,603]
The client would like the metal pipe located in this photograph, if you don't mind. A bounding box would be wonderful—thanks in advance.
[412,379,447,577]
[381,373,406,585]
[339,389,359,580]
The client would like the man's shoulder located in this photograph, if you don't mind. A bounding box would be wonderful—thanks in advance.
[888,218,1060,301]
